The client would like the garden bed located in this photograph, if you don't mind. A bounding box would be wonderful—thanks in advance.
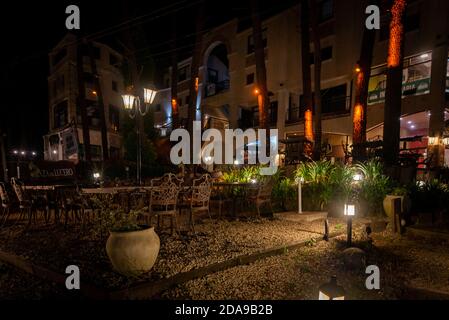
[0,217,350,294]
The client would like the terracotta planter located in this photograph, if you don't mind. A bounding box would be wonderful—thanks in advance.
[106,226,160,276]
[383,195,411,219]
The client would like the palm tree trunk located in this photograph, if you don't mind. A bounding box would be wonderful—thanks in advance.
[171,13,179,129]
[383,0,407,166]
[76,38,92,162]
[300,0,314,153]
[251,0,269,131]
[88,42,109,161]
[353,0,379,161]
[309,0,323,160]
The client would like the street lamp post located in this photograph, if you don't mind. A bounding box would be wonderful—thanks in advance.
[122,88,157,185]
[295,176,304,214]
[344,203,355,247]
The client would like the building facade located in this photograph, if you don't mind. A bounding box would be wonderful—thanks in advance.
[44,34,125,162]
[155,0,449,165]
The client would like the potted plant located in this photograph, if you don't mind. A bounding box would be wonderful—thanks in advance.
[103,209,160,277]
[383,186,410,220]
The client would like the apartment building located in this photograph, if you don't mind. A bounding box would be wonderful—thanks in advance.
[155,0,449,165]
[44,34,125,162]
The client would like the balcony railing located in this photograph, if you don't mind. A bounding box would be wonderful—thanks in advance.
[205,80,230,98]
[286,96,351,124]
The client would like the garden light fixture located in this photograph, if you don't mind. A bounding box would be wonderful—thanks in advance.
[318,276,345,300]
[344,203,355,247]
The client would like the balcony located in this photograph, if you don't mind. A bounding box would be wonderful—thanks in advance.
[204,80,230,98]
[286,96,351,125]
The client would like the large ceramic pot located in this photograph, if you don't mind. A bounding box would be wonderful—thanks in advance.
[106,226,160,276]
[383,195,411,219]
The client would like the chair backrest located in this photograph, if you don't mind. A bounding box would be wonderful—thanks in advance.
[11,178,28,203]
[191,174,212,207]
[150,181,179,208]
[258,179,273,199]
[151,173,184,189]
[0,182,10,206]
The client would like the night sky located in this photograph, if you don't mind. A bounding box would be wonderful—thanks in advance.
[0,0,297,155]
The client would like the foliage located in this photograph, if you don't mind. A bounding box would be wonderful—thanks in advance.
[295,161,336,211]
[408,180,449,214]
[272,169,297,211]
[221,165,263,183]
[356,160,391,216]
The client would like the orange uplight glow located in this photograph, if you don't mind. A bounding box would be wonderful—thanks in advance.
[92,90,97,96]
[254,88,260,95]
[195,77,199,93]
[387,0,406,68]
[305,109,314,141]
[355,66,361,73]
[353,104,364,143]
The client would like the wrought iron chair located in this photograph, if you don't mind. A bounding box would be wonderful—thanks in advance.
[11,178,36,226]
[147,181,180,235]
[0,182,11,227]
[187,174,212,233]
[246,179,274,217]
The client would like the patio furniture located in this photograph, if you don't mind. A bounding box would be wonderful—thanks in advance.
[210,183,232,218]
[150,173,183,188]
[0,182,11,227]
[212,182,252,217]
[246,179,274,217]
[185,174,212,234]
[147,181,180,235]
[11,178,40,226]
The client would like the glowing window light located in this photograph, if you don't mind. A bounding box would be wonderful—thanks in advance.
[428,137,439,146]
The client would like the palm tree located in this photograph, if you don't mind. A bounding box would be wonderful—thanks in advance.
[251,0,269,131]
[300,0,314,153]
[352,0,380,161]
[309,0,323,160]
[170,12,179,129]
[383,0,407,166]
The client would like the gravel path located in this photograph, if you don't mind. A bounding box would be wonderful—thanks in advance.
[162,230,449,300]
[0,217,348,291]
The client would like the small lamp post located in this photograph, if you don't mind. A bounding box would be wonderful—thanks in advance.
[319,276,345,300]
[121,88,157,185]
[344,203,355,247]
[295,177,304,214]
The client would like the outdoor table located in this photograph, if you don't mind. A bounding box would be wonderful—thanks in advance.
[212,182,253,217]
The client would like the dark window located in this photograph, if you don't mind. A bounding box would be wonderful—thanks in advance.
[109,105,120,132]
[246,73,255,85]
[310,46,333,64]
[405,13,420,32]
[110,147,120,160]
[319,0,334,23]
[185,95,190,106]
[269,101,278,125]
[52,48,67,66]
[83,72,95,87]
[53,100,68,129]
[53,75,65,96]
[112,81,118,92]
[247,28,268,54]
[208,68,219,83]
[109,54,119,66]
[178,65,190,82]
[299,84,349,116]
[154,104,162,112]
[80,44,101,60]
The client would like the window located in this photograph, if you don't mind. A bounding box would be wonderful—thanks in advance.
[52,48,67,66]
[53,74,65,96]
[246,73,255,85]
[178,65,190,82]
[185,95,190,106]
[109,54,119,66]
[247,28,268,54]
[405,13,420,33]
[299,84,348,115]
[287,93,300,123]
[53,100,68,129]
[80,44,101,60]
[319,0,334,23]
[109,105,120,132]
[112,81,118,92]
[310,46,333,64]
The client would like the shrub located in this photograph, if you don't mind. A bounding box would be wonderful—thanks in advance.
[355,160,391,216]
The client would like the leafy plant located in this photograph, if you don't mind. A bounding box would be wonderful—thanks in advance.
[295,161,336,211]
[355,160,391,216]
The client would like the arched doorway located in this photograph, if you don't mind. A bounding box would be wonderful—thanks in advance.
[204,43,230,98]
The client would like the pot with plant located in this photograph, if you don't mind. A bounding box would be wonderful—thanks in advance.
[102,209,160,277]
[383,186,411,220]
